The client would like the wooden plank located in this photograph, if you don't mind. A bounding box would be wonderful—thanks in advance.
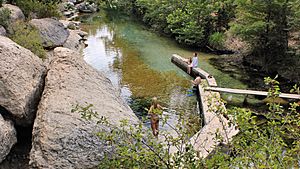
[171,54,218,87]
[171,53,238,158]
[206,87,300,100]
[190,85,239,158]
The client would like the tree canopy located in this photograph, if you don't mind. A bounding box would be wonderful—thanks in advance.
[95,0,300,82]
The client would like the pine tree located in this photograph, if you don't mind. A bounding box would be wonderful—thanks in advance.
[231,0,300,72]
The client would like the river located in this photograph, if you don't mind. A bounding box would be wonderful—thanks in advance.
[79,11,251,122]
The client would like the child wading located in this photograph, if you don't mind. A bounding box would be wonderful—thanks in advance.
[148,97,162,138]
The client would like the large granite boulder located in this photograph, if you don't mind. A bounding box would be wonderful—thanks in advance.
[1,4,25,22]
[30,18,70,49]
[0,114,17,163]
[0,26,6,36]
[30,47,139,169]
[0,36,46,126]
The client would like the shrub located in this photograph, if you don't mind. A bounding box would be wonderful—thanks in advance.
[16,0,61,19]
[73,77,300,168]
[208,32,225,50]
[0,8,11,29]
[10,21,46,59]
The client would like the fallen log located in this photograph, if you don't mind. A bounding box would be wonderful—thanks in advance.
[171,54,218,87]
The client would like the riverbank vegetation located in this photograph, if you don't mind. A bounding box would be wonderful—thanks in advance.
[94,0,300,84]
[0,0,63,58]
[74,78,300,168]
[10,21,46,59]
[14,0,61,19]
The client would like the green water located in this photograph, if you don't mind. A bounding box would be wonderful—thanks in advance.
[80,11,250,113]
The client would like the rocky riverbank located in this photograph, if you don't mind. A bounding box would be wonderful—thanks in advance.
[0,2,139,168]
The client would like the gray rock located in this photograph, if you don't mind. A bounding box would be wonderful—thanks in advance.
[76,29,88,40]
[30,18,70,48]
[0,36,46,126]
[77,2,98,13]
[0,26,6,36]
[0,114,17,163]
[1,4,25,22]
[59,20,80,30]
[71,0,84,5]
[29,47,139,169]
[62,11,74,18]
[63,29,87,52]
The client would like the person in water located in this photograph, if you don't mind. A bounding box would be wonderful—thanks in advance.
[187,52,198,74]
[148,97,162,138]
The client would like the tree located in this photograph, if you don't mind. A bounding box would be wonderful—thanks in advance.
[98,0,236,48]
[230,0,300,73]
[208,77,300,168]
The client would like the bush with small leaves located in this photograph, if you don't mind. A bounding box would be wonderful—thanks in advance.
[0,8,11,30]
[15,0,60,19]
[73,77,300,168]
[10,21,46,59]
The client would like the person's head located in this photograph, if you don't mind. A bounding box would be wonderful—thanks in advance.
[194,52,198,57]
[189,57,192,63]
[152,97,158,108]
[195,76,201,85]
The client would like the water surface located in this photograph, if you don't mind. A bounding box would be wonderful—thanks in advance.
[80,11,249,118]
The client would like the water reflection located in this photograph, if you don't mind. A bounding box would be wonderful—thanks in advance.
[80,11,251,125]
[81,13,194,113]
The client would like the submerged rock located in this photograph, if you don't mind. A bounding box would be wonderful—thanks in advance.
[0,36,46,126]
[0,114,17,163]
[30,18,70,48]
[30,47,139,168]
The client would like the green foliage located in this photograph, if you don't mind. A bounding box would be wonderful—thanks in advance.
[10,21,46,59]
[230,0,300,72]
[208,32,225,49]
[0,0,2,7]
[73,77,300,168]
[0,8,11,29]
[206,78,300,168]
[99,0,236,47]
[15,0,60,19]
[71,103,98,120]
[290,84,300,94]
[72,103,204,168]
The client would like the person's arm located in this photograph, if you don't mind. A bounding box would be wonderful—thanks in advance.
[157,104,168,110]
